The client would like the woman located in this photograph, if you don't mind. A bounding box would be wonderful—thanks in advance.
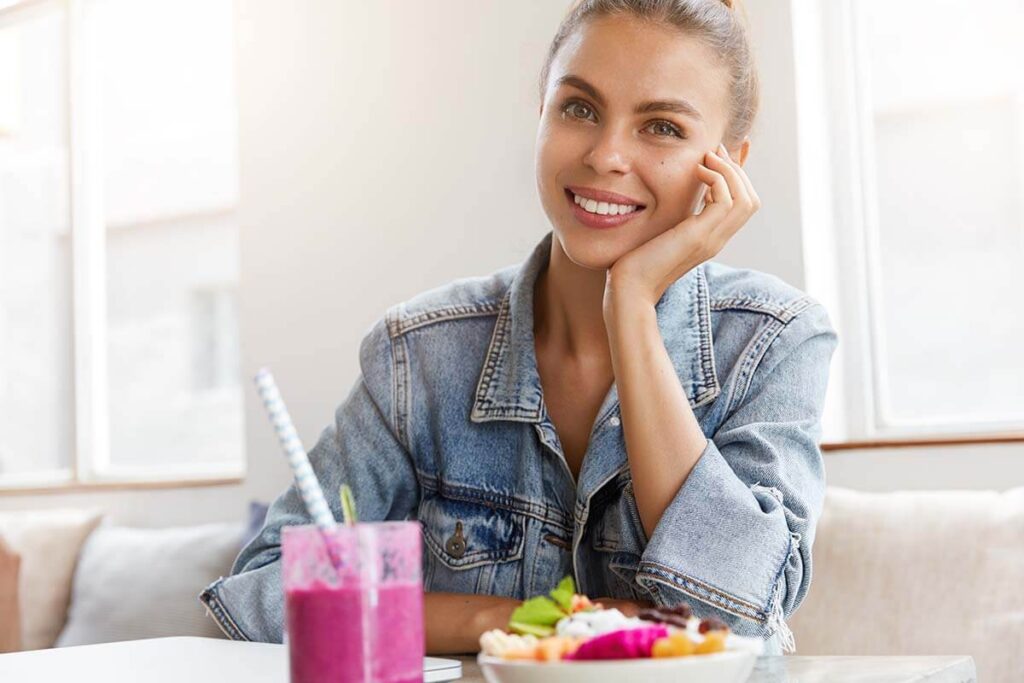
[202,0,837,656]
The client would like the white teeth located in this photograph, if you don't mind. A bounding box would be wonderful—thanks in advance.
[573,192,637,216]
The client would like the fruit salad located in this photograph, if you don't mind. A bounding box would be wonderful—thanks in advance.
[478,577,764,663]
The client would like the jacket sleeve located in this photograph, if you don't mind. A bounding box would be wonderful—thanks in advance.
[199,316,419,642]
[635,301,837,652]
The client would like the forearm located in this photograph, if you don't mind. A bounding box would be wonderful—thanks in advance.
[605,299,709,539]
[424,592,519,655]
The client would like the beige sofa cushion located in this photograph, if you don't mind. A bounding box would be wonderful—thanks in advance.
[55,522,243,646]
[790,486,1024,682]
[0,508,103,651]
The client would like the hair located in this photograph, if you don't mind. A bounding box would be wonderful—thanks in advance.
[538,0,760,146]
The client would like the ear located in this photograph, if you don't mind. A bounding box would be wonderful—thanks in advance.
[733,138,752,166]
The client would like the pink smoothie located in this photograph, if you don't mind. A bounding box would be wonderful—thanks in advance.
[286,580,424,683]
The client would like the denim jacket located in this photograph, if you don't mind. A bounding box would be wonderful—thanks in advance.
[200,231,837,654]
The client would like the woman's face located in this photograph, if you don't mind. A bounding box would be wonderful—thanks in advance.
[536,15,734,270]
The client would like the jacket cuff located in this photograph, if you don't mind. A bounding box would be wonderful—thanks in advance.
[198,577,250,641]
[198,558,285,644]
[635,438,798,651]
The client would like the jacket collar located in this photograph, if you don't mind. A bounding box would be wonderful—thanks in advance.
[471,232,720,426]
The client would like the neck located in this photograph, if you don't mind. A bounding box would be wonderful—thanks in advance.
[534,236,611,362]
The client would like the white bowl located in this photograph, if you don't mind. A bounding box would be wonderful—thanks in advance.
[478,650,757,683]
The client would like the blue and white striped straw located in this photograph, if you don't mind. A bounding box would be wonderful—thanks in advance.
[254,368,337,530]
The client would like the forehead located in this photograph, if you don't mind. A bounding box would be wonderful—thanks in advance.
[550,14,730,128]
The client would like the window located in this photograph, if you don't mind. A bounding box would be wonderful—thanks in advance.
[0,0,242,488]
[794,0,1024,442]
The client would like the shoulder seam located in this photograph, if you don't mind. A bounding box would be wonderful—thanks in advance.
[386,299,504,339]
[710,295,815,324]
[726,299,821,411]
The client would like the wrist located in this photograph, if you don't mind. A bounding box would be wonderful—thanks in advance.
[603,291,658,330]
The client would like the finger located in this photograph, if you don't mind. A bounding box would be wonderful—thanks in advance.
[705,148,757,243]
[706,146,751,209]
[692,162,749,256]
[719,144,761,210]
[694,163,733,226]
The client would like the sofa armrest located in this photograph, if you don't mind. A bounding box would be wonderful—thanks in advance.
[0,535,22,653]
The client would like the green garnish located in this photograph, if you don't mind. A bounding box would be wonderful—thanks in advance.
[549,575,575,612]
[508,621,556,638]
[339,484,358,525]
[507,575,579,635]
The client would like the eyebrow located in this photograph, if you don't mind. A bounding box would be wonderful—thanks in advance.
[554,74,705,123]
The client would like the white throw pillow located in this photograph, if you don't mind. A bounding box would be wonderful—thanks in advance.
[55,522,244,647]
[0,508,104,651]
[789,486,1024,682]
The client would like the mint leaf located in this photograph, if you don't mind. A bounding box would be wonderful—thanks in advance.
[508,621,556,638]
[549,575,575,612]
[508,596,566,630]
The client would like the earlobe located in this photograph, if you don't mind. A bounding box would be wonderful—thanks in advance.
[736,138,752,166]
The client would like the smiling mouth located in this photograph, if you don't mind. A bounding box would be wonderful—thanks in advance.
[563,188,646,216]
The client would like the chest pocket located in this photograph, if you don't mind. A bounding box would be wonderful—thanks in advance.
[419,493,526,597]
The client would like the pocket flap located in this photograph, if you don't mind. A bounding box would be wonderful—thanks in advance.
[419,494,525,569]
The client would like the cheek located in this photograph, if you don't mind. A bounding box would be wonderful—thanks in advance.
[647,151,706,208]
[537,123,582,175]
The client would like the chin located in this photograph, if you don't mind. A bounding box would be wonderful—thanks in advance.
[553,227,630,271]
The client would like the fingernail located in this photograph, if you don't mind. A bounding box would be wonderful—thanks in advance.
[718,143,730,159]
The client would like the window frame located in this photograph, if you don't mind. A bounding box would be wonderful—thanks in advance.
[0,0,244,492]
[794,0,1024,446]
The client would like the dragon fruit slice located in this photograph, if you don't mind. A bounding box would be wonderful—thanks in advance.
[564,625,670,661]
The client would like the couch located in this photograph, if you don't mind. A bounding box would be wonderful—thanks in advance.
[1,487,1021,681]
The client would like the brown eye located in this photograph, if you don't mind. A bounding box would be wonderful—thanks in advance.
[646,120,685,139]
[562,100,596,121]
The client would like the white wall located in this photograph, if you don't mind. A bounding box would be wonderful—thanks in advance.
[4,0,1020,526]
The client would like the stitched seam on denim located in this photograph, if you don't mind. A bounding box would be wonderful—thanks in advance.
[639,560,764,614]
[644,576,763,626]
[387,310,413,452]
[637,561,766,623]
[766,532,795,616]
[783,296,814,321]
[473,406,543,420]
[725,317,786,414]
[418,471,572,531]
[388,301,504,338]
[472,290,512,410]
[695,267,721,402]
[709,295,808,324]
[710,298,786,320]
[199,582,251,641]
[732,298,821,412]
[396,338,412,452]
[623,480,650,548]
[422,519,525,568]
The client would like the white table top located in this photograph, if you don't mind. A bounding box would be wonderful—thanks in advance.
[0,637,459,682]
[0,636,977,683]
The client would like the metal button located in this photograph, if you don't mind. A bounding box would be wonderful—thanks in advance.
[445,520,467,558]
[608,416,621,427]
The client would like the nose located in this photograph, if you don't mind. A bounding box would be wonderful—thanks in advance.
[582,124,633,176]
